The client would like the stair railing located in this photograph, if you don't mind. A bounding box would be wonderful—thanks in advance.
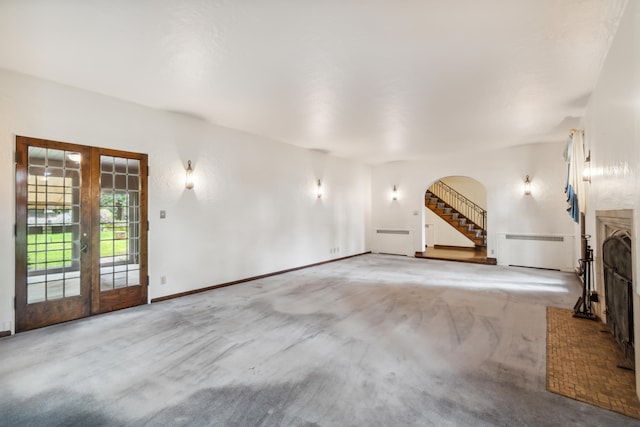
[427,180,487,231]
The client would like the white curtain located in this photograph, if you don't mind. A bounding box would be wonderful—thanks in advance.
[564,130,585,222]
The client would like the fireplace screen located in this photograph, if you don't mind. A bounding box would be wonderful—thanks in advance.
[603,231,634,368]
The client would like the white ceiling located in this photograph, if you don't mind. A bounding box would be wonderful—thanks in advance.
[0,0,627,163]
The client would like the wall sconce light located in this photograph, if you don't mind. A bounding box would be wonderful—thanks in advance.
[67,153,81,163]
[392,185,398,201]
[185,160,194,190]
[583,151,591,183]
[316,179,323,199]
[523,175,531,195]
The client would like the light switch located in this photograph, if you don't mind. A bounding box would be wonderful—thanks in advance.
[160,210,166,219]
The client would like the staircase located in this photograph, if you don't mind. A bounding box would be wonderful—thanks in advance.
[425,181,487,248]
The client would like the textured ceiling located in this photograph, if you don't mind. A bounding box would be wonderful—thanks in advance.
[0,0,628,163]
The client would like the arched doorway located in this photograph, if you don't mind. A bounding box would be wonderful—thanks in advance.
[417,176,493,264]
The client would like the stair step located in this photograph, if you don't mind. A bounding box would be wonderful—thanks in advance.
[425,191,487,247]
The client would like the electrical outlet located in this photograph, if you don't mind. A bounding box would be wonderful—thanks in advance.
[160,210,166,219]
[160,276,167,285]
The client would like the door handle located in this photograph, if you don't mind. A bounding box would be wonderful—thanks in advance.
[81,233,88,254]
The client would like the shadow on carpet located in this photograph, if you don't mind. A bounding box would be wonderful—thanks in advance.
[546,306,640,419]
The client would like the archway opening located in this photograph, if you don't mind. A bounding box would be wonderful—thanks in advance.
[417,176,493,264]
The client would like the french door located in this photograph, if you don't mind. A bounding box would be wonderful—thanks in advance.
[15,136,148,332]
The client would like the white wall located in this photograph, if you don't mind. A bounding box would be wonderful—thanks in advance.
[371,143,577,262]
[582,0,640,397]
[0,69,371,334]
[425,209,475,248]
[440,176,487,209]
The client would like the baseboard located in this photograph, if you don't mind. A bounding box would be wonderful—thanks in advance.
[486,257,497,265]
[509,264,560,271]
[151,252,371,303]
[0,330,11,338]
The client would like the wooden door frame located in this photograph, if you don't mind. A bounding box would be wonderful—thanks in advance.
[90,147,148,315]
[15,137,93,331]
[15,136,148,331]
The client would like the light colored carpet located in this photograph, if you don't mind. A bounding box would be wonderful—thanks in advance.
[547,306,640,419]
[0,254,636,426]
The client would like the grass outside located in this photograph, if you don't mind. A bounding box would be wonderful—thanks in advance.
[28,231,128,269]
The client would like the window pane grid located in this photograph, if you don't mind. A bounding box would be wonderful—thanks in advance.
[99,156,141,291]
[26,147,82,304]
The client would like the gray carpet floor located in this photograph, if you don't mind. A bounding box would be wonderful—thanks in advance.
[1,254,637,426]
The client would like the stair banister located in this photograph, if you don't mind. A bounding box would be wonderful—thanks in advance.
[428,180,486,231]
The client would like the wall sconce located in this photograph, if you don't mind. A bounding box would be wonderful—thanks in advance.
[583,150,591,183]
[185,160,194,190]
[67,153,81,163]
[392,185,398,201]
[523,175,531,195]
[316,179,323,199]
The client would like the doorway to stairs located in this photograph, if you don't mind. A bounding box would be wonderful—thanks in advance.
[417,176,494,265]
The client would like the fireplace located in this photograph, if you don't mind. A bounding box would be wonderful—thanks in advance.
[594,209,636,372]
[602,231,634,368]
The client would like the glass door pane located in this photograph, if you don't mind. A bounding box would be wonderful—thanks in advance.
[26,147,82,303]
[99,155,141,292]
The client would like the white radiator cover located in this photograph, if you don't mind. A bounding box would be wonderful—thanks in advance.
[372,229,414,256]
[496,233,575,271]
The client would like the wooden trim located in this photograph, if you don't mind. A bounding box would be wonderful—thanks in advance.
[15,138,28,331]
[508,264,560,271]
[416,252,497,266]
[90,148,100,313]
[16,135,90,153]
[0,330,11,338]
[433,245,477,252]
[151,252,371,303]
